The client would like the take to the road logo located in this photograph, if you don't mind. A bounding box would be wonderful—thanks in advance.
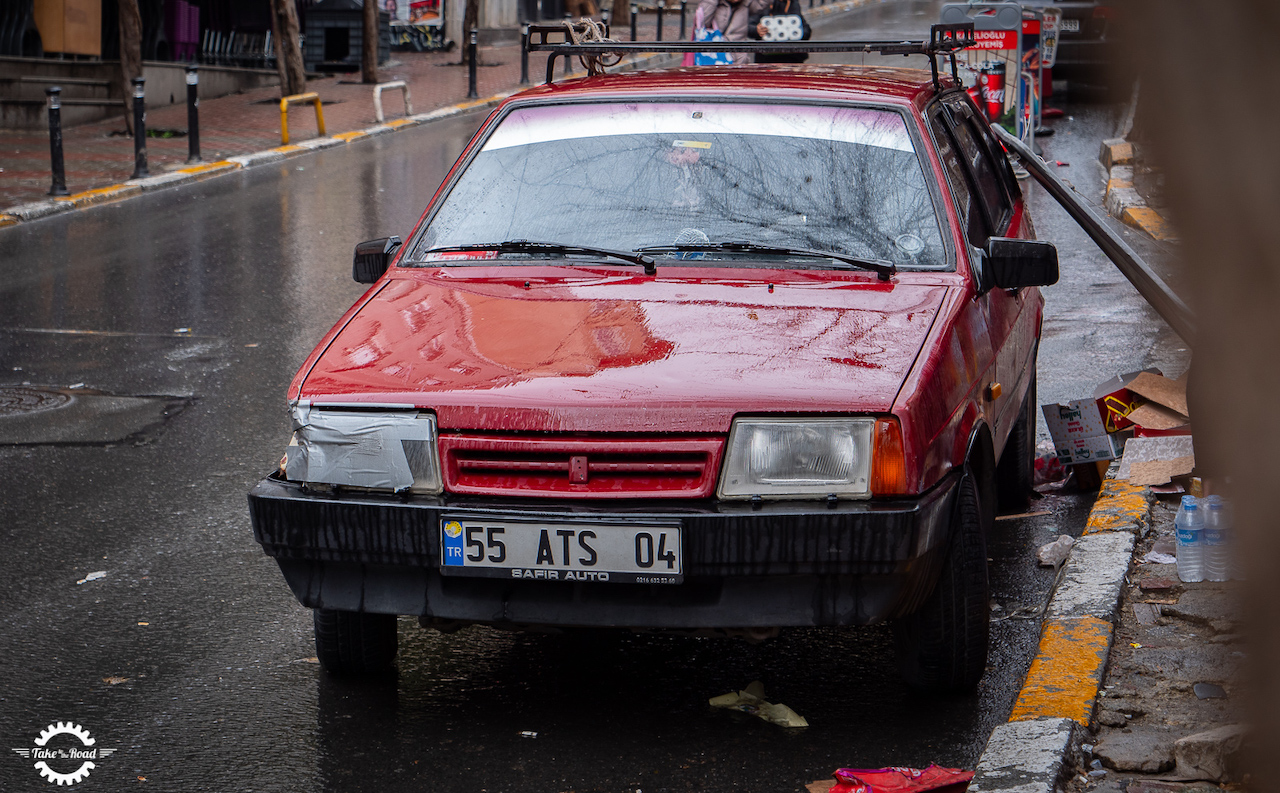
[11,722,116,786]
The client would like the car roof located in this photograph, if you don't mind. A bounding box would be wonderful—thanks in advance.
[508,64,947,111]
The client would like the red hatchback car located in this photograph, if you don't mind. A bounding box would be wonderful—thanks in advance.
[249,45,1057,692]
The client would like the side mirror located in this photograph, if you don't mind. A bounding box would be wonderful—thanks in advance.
[983,237,1059,290]
[353,236,403,284]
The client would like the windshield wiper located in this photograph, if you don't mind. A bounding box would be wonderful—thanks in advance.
[635,242,895,281]
[424,240,657,276]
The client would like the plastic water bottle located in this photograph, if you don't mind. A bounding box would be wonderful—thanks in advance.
[1175,495,1205,583]
[1204,496,1231,582]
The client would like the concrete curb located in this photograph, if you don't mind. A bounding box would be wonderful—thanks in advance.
[1100,138,1176,242]
[972,475,1155,793]
[0,0,880,228]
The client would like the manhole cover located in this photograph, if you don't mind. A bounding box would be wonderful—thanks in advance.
[0,386,72,416]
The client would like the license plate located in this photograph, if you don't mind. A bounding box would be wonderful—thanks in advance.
[1059,18,1080,32]
[440,518,683,584]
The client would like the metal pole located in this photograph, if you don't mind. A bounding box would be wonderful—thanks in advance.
[130,77,149,180]
[466,28,478,98]
[185,65,201,163]
[991,124,1196,345]
[679,0,687,39]
[519,23,530,84]
[656,4,664,41]
[45,87,69,196]
[630,4,637,40]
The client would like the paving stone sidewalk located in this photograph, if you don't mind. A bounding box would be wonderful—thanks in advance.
[0,12,699,210]
[1070,498,1246,793]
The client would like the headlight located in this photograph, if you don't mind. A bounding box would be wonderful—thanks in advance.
[718,417,874,499]
[284,407,442,494]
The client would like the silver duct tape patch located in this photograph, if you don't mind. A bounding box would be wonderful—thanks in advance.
[286,410,433,491]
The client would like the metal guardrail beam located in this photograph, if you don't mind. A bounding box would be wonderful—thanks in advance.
[279,92,325,145]
[992,124,1196,347]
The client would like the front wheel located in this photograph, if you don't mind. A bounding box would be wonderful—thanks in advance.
[893,471,991,693]
[313,609,398,676]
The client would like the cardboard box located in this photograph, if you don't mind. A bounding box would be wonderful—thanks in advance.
[33,0,101,56]
[1042,400,1121,465]
[1093,368,1158,433]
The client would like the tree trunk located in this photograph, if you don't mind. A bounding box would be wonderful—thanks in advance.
[362,0,379,83]
[117,0,142,134]
[272,0,307,97]
[462,0,479,67]
[269,0,289,96]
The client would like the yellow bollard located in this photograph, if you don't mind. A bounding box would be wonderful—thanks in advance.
[279,92,326,145]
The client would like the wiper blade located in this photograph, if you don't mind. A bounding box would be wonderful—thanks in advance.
[424,240,656,276]
[636,242,895,281]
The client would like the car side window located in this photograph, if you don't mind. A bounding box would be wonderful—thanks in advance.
[942,99,1012,238]
[928,107,985,248]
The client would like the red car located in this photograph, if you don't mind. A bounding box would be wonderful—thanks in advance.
[249,44,1057,692]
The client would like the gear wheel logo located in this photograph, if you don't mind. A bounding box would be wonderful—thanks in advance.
[12,721,117,786]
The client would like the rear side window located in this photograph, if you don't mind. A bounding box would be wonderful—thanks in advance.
[928,107,984,247]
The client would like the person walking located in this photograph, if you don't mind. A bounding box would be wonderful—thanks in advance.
[696,0,770,63]
[747,0,810,62]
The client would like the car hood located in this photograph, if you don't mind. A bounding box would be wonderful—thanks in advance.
[299,269,948,433]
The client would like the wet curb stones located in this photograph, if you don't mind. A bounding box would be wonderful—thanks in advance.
[971,477,1154,793]
[0,0,883,228]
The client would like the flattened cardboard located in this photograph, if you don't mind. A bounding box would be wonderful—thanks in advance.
[1126,402,1189,431]
[1093,368,1160,433]
[1126,371,1189,419]
[1116,435,1195,484]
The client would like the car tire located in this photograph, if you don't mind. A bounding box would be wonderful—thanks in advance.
[996,376,1036,513]
[893,471,990,693]
[313,609,398,676]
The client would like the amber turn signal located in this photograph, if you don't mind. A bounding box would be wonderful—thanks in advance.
[871,417,908,496]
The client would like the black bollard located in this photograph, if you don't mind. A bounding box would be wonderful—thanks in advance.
[519,23,530,85]
[679,0,687,39]
[130,77,149,179]
[45,87,69,197]
[185,65,201,163]
[467,28,478,98]
[656,3,664,40]
[630,4,637,40]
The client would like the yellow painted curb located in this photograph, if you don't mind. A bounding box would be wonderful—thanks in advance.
[270,144,308,155]
[175,160,239,177]
[332,131,368,142]
[0,214,18,227]
[1010,616,1113,725]
[385,118,416,129]
[1084,478,1150,535]
[59,184,144,208]
[1100,140,1134,169]
[1122,206,1177,242]
[1106,177,1133,194]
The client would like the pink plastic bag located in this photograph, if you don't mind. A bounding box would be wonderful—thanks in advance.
[683,7,707,67]
[830,766,974,793]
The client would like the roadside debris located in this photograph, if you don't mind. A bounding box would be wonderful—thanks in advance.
[709,681,808,728]
[520,730,538,738]
[76,570,107,584]
[101,676,130,685]
[1037,535,1075,567]
[1141,551,1177,565]
[807,765,973,793]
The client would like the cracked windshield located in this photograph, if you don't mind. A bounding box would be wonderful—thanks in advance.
[412,102,947,268]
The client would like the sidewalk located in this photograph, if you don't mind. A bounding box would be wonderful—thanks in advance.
[0,0,866,212]
[1082,497,1245,786]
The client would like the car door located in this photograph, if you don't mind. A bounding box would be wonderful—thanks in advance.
[929,94,1033,458]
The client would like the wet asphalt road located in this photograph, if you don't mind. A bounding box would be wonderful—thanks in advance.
[0,4,1188,792]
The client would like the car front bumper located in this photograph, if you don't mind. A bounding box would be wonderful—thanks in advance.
[247,471,961,628]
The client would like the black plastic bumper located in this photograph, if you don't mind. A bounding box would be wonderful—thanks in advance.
[247,472,960,628]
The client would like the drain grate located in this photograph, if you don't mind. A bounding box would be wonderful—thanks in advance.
[0,386,73,416]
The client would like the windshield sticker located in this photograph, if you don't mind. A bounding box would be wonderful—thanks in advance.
[672,140,712,149]
[483,103,915,153]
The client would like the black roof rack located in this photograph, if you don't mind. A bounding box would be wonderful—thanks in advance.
[527,22,975,89]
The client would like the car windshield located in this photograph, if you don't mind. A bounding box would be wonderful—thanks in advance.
[408,101,948,270]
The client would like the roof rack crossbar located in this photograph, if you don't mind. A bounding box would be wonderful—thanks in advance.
[528,22,975,87]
